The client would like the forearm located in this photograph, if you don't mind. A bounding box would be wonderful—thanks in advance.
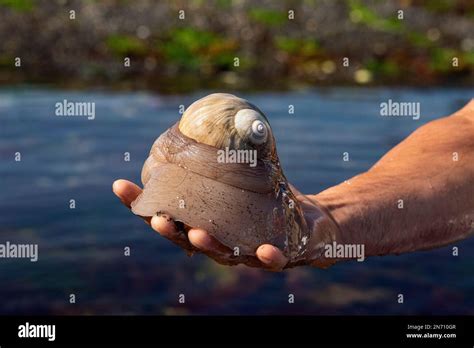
[312,101,474,260]
[315,169,474,257]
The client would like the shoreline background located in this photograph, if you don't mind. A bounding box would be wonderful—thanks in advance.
[0,0,473,93]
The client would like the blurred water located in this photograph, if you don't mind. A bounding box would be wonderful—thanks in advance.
[0,87,473,315]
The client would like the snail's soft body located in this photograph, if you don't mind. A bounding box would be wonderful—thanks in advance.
[131,93,310,260]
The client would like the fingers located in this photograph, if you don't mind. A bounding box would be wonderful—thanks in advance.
[187,228,243,266]
[187,229,271,269]
[113,179,153,225]
[188,229,231,254]
[113,179,288,271]
[112,179,142,208]
[150,213,179,236]
[150,214,197,254]
[256,244,288,271]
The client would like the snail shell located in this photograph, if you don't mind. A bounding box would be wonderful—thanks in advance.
[131,93,310,260]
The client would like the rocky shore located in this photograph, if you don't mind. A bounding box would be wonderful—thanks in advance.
[0,0,473,92]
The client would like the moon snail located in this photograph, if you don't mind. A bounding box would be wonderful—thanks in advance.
[131,93,311,261]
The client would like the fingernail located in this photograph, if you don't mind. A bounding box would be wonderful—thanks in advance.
[198,234,213,250]
[259,256,273,265]
[191,231,213,250]
[257,245,273,265]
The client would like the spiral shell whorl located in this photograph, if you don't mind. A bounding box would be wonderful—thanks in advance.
[178,93,271,151]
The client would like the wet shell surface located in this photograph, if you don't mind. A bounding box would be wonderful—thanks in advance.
[131,93,310,260]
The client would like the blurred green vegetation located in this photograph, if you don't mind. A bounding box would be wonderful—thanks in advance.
[349,0,403,32]
[366,59,401,78]
[106,35,148,56]
[249,8,287,26]
[0,0,34,12]
[430,47,458,72]
[275,37,320,56]
[407,31,432,48]
[0,54,14,67]
[348,0,473,83]
[0,0,473,91]
[158,28,237,72]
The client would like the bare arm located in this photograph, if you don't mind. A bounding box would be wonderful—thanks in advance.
[311,100,474,263]
[114,100,474,270]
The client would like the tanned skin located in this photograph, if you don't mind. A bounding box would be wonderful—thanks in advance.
[113,100,474,271]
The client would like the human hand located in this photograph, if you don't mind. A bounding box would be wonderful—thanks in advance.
[113,179,336,271]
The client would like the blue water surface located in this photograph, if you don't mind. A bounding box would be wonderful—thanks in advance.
[0,87,472,314]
